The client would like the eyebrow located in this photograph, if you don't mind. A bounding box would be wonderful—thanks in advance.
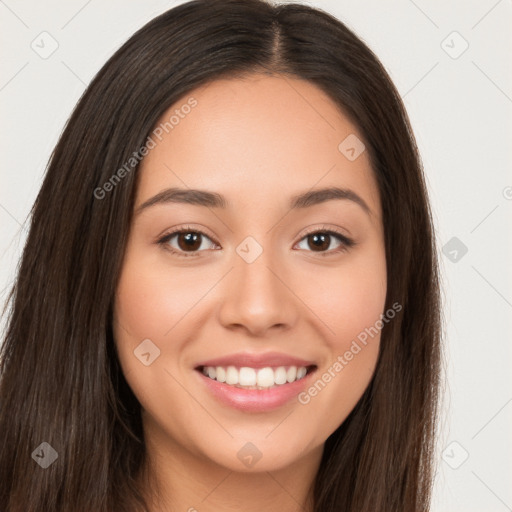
[136,186,372,216]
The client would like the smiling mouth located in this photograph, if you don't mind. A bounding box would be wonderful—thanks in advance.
[196,364,317,390]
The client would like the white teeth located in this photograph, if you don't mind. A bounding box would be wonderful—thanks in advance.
[216,366,226,383]
[226,366,239,385]
[274,366,287,385]
[286,366,297,383]
[201,365,310,389]
[239,367,256,386]
[257,367,275,387]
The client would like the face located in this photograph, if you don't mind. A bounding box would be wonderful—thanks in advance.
[113,74,387,474]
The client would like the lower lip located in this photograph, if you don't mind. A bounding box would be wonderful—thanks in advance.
[196,368,316,413]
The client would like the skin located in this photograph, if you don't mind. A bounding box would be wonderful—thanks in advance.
[113,73,387,512]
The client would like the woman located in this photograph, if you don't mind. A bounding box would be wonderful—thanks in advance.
[0,0,442,510]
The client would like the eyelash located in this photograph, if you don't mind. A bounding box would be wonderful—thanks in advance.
[156,225,356,258]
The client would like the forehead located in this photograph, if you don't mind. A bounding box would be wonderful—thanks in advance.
[137,74,381,220]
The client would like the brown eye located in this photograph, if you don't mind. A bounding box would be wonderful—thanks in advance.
[158,229,218,257]
[307,233,331,252]
[296,230,354,254]
[176,232,202,251]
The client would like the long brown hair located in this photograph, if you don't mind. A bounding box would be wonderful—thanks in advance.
[0,1,443,510]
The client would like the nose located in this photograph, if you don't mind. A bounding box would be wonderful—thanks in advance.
[217,248,299,337]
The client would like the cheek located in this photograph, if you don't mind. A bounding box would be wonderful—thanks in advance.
[291,247,386,431]
[333,268,385,345]
[113,247,210,342]
[112,250,198,420]
[299,251,387,352]
[112,243,226,409]
[294,246,386,405]
[112,247,184,387]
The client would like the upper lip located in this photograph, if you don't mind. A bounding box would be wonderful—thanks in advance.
[195,351,317,369]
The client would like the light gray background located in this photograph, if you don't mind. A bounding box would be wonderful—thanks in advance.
[1,1,511,510]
